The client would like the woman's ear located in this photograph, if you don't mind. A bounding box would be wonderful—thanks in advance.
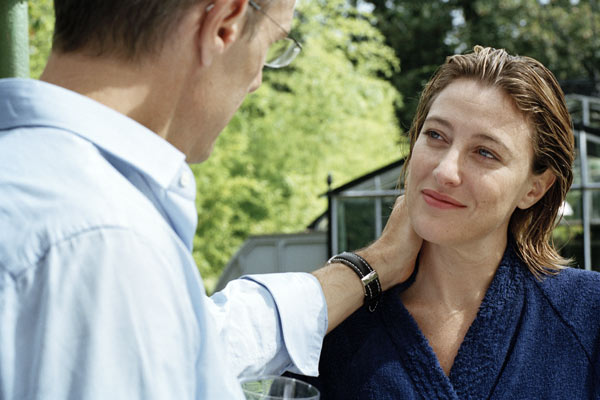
[517,169,556,210]
[197,0,249,67]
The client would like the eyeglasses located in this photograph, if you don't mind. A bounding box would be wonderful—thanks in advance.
[248,0,302,68]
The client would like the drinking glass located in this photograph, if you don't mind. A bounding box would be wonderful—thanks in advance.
[240,375,320,400]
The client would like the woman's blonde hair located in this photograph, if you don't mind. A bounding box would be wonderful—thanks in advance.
[403,46,575,278]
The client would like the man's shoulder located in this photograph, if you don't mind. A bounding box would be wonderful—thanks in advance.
[0,128,170,275]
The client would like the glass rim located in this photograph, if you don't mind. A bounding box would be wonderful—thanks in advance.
[239,375,320,399]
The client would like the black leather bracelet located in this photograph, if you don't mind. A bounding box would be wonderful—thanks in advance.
[327,251,382,312]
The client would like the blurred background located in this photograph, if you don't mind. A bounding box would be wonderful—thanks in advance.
[22,0,600,291]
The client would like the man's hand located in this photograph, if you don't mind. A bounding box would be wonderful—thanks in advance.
[313,196,422,333]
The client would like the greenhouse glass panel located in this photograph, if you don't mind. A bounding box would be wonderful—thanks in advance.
[573,134,581,186]
[336,197,376,253]
[590,190,600,272]
[380,196,396,227]
[554,230,584,270]
[555,190,584,268]
[554,224,584,269]
[566,97,583,125]
[592,225,600,272]
[590,100,600,130]
[562,189,582,222]
[587,135,600,183]
[592,190,600,221]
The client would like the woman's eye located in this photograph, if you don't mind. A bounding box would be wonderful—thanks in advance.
[478,148,497,160]
[426,130,442,140]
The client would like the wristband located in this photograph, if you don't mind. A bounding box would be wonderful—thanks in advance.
[327,251,382,312]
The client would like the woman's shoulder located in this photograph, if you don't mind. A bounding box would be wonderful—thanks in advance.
[532,267,600,350]
[535,266,600,300]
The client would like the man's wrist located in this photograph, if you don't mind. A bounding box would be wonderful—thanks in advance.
[327,252,381,312]
[355,247,406,292]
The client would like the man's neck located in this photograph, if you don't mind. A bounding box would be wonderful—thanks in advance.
[40,51,181,138]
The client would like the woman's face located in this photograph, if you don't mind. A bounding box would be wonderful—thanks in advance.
[406,78,543,248]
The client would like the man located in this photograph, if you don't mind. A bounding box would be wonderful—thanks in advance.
[0,0,420,398]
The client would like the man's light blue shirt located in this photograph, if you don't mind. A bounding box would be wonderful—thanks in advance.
[0,79,327,399]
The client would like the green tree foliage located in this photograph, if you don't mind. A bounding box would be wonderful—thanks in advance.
[352,0,455,130]
[28,0,54,78]
[192,0,404,291]
[451,0,600,84]
[355,0,600,129]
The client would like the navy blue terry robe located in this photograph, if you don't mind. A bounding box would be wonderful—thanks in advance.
[306,245,600,399]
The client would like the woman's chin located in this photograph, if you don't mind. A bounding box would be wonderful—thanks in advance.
[412,224,464,248]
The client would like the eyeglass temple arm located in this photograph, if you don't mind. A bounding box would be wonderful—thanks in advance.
[248,0,262,11]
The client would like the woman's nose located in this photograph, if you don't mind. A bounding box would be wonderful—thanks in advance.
[433,150,462,187]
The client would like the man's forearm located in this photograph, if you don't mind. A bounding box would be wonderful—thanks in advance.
[312,263,365,334]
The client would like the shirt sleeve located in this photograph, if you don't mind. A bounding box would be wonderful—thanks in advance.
[207,273,328,378]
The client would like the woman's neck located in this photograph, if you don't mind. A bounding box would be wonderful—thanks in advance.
[403,236,507,312]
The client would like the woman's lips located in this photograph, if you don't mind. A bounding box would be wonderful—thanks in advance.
[422,189,467,209]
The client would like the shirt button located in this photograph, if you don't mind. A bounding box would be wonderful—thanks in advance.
[179,172,191,188]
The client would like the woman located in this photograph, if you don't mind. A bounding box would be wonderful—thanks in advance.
[311,46,600,399]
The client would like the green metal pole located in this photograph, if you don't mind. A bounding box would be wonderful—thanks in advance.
[0,0,29,78]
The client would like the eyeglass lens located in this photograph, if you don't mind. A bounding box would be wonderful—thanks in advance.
[265,38,301,68]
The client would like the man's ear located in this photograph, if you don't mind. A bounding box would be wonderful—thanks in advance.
[517,169,556,210]
[197,0,249,67]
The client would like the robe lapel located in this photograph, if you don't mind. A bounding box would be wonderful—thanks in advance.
[449,247,525,400]
[381,245,525,400]
[382,289,460,400]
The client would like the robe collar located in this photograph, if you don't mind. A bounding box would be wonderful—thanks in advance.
[382,241,527,399]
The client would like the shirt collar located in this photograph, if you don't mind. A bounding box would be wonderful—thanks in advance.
[0,78,186,189]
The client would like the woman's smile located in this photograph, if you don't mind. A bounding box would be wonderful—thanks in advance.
[421,189,466,209]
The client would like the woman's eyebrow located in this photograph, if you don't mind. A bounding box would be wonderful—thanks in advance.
[424,116,454,130]
[425,115,514,155]
[473,133,513,155]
